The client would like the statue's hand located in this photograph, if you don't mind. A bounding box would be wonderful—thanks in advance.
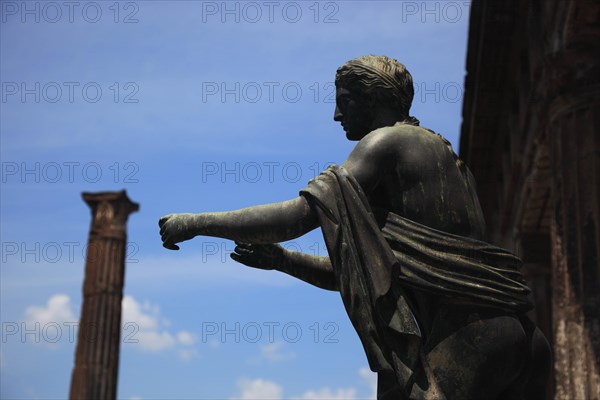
[230,242,285,271]
[158,213,198,250]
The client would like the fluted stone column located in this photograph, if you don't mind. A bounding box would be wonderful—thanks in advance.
[69,190,139,400]
[542,1,600,396]
[549,94,600,399]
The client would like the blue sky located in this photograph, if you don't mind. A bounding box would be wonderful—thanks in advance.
[1,1,471,398]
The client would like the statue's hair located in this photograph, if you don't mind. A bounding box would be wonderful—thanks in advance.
[335,55,418,124]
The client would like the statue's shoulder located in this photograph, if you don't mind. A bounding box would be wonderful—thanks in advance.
[361,124,434,150]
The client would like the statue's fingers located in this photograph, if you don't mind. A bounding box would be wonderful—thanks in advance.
[234,245,253,255]
[235,245,255,255]
[230,253,250,265]
[163,241,179,251]
[158,215,171,227]
[161,232,172,245]
[231,253,264,269]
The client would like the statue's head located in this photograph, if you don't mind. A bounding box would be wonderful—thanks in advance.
[334,55,417,140]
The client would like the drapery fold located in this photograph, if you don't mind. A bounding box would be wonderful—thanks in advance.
[299,164,531,391]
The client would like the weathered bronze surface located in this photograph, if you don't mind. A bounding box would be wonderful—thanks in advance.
[159,56,551,399]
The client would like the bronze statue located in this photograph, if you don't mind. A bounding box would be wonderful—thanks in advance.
[159,55,551,399]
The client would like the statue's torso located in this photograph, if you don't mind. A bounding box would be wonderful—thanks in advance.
[366,125,487,241]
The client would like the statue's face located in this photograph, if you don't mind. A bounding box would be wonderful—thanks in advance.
[333,85,372,141]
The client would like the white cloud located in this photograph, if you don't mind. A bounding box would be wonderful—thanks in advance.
[293,387,357,400]
[122,295,176,352]
[289,367,375,399]
[122,296,160,331]
[121,295,197,357]
[235,368,370,400]
[24,294,76,326]
[359,367,377,400]
[134,330,176,352]
[178,348,199,362]
[22,294,199,354]
[260,341,295,362]
[22,294,77,348]
[177,331,196,346]
[233,378,283,400]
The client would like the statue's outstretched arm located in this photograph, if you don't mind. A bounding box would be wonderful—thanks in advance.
[159,128,400,250]
[231,243,337,291]
[159,197,318,250]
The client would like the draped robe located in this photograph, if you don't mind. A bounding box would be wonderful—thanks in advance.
[299,164,532,395]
